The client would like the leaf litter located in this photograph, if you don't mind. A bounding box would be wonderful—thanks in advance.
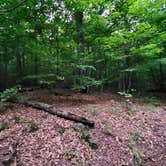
[0,91,165,166]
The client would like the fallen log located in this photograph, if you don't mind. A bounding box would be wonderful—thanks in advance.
[11,98,94,127]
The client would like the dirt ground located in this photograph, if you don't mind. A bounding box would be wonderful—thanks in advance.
[0,90,166,166]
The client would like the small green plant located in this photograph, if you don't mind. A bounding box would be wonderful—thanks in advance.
[74,123,98,150]
[39,80,55,88]
[128,131,142,165]
[143,96,160,110]
[21,74,58,88]
[129,131,141,146]
[104,126,113,135]
[0,87,17,102]
[72,75,102,92]
[28,121,38,132]
[13,116,20,124]
[74,123,89,133]
[81,133,91,142]
[144,103,159,111]
[118,91,133,98]
[88,107,100,116]
[125,100,135,115]
[59,127,66,134]
[81,133,98,150]
[144,96,159,103]
[89,141,98,150]
[0,122,9,132]
[141,102,158,111]
[66,151,76,160]
[22,121,38,133]
[107,109,118,115]
[132,147,142,166]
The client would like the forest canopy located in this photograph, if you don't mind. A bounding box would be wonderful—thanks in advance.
[0,0,166,93]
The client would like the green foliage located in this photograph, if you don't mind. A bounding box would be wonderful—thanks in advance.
[72,76,102,92]
[13,116,20,124]
[76,64,96,71]
[22,74,56,80]
[0,87,17,102]
[128,131,142,165]
[143,96,160,110]
[81,133,91,142]
[21,74,58,88]
[74,123,98,150]
[59,127,66,134]
[129,131,141,146]
[81,133,98,150]
[132,147,142,166]
[144,96,159,103]
[74,123,90,133]
[0,0,165,93]
[144,103,159,111]
[39,80,55,88]
[88,141,98,150]
[118,92,133,98]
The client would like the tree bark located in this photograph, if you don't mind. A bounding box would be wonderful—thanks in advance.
[75,11,84,58]
[3,46,8,88]
[16,46,23,78]
[75,11,84,82]
[124,42,131,92]
[159,62,165,91]
[12,98,94,127]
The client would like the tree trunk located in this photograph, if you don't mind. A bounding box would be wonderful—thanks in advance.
[75,11,84,83]
[56,28,60,75]
[75,11,84,59]
[124,42,131,92]
[15,37,23,79]
[159,62,165,91]
[33,24,41,75]
[3,46,8,88]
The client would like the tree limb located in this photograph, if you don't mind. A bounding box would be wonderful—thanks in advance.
[0,0,29,14]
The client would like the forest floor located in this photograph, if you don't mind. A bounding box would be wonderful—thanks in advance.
[0,90,166,166]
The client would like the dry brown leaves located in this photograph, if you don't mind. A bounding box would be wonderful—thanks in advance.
[0,91,166,166]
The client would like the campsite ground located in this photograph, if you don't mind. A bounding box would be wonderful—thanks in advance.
[0,90,166,166]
